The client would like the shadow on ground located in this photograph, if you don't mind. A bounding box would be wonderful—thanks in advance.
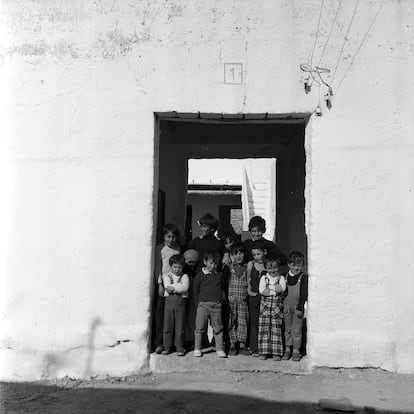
[0,381,410,414]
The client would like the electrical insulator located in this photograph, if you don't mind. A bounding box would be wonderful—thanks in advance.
[315,105,323,116]
[304,78,311,94]
[325,94,332,110]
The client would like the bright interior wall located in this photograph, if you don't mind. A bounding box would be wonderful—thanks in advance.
[188,159,244,185]
[1,0,413,379]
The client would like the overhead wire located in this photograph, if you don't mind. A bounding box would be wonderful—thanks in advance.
[331,0,361,82]
[310,0,325,69]
[334,0,386,95]
[317,0,344,67]
[323,1,347,42]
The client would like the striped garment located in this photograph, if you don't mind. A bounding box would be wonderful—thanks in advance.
[258,293,284,356]
[228,263,249,343]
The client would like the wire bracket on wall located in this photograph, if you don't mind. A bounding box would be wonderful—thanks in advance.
[300,63,334,116]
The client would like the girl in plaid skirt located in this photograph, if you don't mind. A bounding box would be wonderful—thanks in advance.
[258,258,286,361]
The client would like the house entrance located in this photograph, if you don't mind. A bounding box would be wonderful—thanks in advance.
[151,112,310,367]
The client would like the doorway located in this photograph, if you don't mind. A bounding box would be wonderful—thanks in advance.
[152,112,310,358]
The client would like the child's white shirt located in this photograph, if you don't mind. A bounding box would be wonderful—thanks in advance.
[162,272,190,298]
[259,273,287,295]
[157,244,180,284]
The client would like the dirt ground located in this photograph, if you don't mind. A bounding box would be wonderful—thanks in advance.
[1,367,414,414]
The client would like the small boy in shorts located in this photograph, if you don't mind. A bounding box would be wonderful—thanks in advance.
[283,251,308,362]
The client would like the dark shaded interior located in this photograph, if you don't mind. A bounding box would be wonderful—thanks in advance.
[157,116,308,256]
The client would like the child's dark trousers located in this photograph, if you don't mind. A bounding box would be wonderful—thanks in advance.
[153,296,165,348]
[248,294,260,353]
[163,295,186,350]
[195,301,224,351]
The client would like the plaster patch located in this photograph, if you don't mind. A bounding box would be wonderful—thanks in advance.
[9,41,47,56]
[95,28,150,58]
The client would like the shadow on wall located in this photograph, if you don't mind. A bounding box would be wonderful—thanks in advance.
[42,317,102,378]
[1,382,409,414]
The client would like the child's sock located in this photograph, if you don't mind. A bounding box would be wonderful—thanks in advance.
[239,342,245,349]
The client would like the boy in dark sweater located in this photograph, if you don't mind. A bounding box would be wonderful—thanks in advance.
[192,251,226,358]
[188,213,224,272]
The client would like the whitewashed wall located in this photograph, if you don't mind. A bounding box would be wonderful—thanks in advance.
[0,0,413,379]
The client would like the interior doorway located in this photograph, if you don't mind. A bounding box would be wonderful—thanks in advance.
[152,112,310,358]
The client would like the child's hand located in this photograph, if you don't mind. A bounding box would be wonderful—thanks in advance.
[158,285,165,297]
[295,309,304,318]
[247,288,257,297]
[275,284,284,293]
[166,286,175,294]
[262,287,271,296]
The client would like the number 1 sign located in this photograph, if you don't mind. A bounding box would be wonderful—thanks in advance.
[224,63,243,85]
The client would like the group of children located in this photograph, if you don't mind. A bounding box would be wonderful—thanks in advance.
[152,213,308,362]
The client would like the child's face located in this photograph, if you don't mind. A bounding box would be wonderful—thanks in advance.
[251,248,265,263]
[266,261,279,277]
[171,263,183,276]
[250,226,264,241]
[164,231,176,248]
[231,250,244,264]
[199,223,212,237]
[204,258,218,273]
[288,260,304,275]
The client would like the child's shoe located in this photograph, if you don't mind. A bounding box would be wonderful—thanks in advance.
[216,350,227,358]
[273,355,281,361]
[252,352,260,357]
[161,348,172,355]
[193,349,202,357]
[155,346,164,354]
[292,351,301,361]
[229,344,238,356]
[259,354,267,360]
[282,350,291,360]
[177,348,186,357]
[241,347,252,356]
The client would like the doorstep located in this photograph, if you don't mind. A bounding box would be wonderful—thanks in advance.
[150,348,309,375]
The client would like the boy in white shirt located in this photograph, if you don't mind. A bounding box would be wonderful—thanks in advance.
[162,254,189,356]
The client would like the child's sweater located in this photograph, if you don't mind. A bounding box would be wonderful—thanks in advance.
[188,234,224,270]
[193,268,224,304]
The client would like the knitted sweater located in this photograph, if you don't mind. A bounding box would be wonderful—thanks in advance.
[193,268,224,304]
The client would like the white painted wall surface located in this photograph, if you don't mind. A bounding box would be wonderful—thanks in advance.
[1,0,413,379]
